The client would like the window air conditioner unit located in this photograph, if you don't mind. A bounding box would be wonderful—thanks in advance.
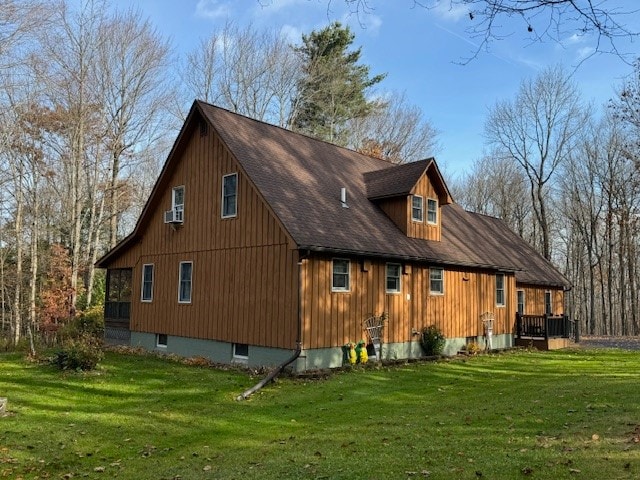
[164,208,183,224]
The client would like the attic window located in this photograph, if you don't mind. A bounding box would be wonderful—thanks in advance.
[165,186,185,224]
[221,173,238,218]
[411,195,423,222]
[427,198,438,225]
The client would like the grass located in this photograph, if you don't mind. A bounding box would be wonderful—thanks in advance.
[1,348,639,479]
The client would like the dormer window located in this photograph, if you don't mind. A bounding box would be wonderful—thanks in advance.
[411,195,423,222]
[222,173,238,218]
[427,198,438,225]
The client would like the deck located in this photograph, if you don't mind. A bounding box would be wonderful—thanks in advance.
[515,313,575,350]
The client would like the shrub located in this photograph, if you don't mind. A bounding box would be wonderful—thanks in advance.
[52,333,104,371]
[420,325,446,356]
[59,306,104,341]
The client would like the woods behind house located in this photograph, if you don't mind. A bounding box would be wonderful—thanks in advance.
[0,0,639,348]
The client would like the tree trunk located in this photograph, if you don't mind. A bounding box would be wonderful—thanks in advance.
[12,178,24,345]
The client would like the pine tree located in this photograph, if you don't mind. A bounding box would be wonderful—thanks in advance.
[290,22,385,145]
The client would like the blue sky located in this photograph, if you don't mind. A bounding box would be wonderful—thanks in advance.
[123,0,639,179]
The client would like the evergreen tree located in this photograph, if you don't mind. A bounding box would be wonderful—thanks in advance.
[290,22,385,145]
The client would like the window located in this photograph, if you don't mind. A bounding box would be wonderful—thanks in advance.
[411,195,423,222]
[156,334,167,348]
[386,263,402,293]
[545,291,552,315]
[429,268,444,295]
[332,259,350,292]
[178,261,193,303]
[172,186,184,222]
[427,198,438,224]
[496,274,505,306]
[222,173,238,218]
[233,343,249,359]
[517,290,525,315]
[141,264,154,302]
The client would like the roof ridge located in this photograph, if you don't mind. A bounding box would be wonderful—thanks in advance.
[196,99,396,167]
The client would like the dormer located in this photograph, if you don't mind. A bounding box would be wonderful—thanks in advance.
[364,158,453,241]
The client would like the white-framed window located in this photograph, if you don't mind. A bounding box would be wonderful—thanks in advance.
[172,185,184,222]
[427,198,438,225]
[545,291,552,315]
[517,289,525,315]
[221,173,238,218]
[429,267,444,295]
[411,195,423,222]
[332,259,350,292]
[233,343,249,359]
[386,263,402,293]
[141,264,154,302]
[496,274,505,307]
[178,261,193,303]
[156,333,167,348]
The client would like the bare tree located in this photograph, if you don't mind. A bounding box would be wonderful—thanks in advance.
[96,8,172,249]
[485,65,586,260]
[36,0,106,312]
[178,22,301,127]
[335,0,639,63]
[347,91,439,163]
[453,151,531,238]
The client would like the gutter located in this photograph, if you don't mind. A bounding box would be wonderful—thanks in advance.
[236,250,308,401]
[296,244,520,273]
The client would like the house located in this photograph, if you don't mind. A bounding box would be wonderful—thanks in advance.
[97,100,571,371]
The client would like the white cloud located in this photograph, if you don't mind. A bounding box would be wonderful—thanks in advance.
[195,0,232,20]
[576,46,596,61]
[431,0,469,22]
[565,33,587,45]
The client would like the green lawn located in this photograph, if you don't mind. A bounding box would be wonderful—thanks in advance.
[1,348,639,479]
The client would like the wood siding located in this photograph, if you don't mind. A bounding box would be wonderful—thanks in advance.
[105,118,299,349]
[408,173,441,241]
[376,173,441,241]
[301,256,516,348]
[377,197,409,235]
[517,285,565,316]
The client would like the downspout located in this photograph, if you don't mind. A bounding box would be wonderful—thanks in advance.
[236,251,308,401]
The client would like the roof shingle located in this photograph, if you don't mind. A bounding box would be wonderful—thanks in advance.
[199,102,568,287]
[97,101,569,289]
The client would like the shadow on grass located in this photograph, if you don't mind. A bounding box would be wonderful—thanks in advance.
[1,348,638,479]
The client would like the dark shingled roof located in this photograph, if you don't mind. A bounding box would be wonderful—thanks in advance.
[97,101,569,289]
[199,102,568,287]
[364,158,453,204]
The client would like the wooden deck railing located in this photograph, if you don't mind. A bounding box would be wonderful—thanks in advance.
[516,313,572,339]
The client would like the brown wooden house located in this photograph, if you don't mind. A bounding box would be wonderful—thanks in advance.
[97,101,571,370]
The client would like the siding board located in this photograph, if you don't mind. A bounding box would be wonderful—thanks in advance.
[110,120,298,350]
[301,257,528,348]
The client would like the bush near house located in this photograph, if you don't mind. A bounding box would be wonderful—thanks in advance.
[420,324,446,356]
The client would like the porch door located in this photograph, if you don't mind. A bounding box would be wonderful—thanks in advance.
[104,268,132,344]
